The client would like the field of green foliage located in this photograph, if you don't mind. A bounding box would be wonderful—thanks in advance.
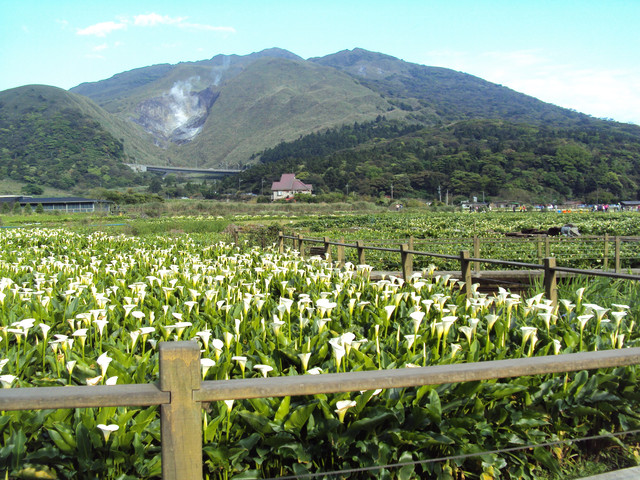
[1,220,640,479]
[280,210,640,271]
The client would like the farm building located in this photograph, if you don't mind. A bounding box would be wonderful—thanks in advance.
[271,174,313,201]
[621,200,640,211]
[0,196,112,213]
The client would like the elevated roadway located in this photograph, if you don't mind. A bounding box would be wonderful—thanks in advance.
[125,164,242,177]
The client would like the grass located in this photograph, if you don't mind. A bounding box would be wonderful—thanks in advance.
[536,445,640,479]
[123,217,231,236]
[121,198,389,218]
[0,178,71,197]
[0,211,112,227]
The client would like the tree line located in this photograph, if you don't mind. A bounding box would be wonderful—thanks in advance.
[0,107,146,191]
[230,118,640,203]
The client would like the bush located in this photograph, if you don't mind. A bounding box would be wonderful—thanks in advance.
[141,202,165,218]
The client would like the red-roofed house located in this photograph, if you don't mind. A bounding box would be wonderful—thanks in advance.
[271,174,313,201]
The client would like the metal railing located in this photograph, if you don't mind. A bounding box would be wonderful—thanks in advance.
[2,342,640,479]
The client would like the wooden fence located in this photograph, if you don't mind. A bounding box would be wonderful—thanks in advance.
[272,233,640,272]
[278,232,640,306]
[3,236,640,479]
[2,342,640,479]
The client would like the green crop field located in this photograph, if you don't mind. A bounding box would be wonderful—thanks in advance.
[1,211,640,479]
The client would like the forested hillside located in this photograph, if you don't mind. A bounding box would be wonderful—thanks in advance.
[2,49,640,200]
[234,118,640,203]
[0,86,147,191]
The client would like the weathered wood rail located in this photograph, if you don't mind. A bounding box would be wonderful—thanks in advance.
[2,342,640,479]
[275,233,640,272]
[278,232,640,305]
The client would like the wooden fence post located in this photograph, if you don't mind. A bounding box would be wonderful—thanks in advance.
[338,238,345,267]
[545,237,550,258]
[324,236,332,263]
[537,239,543,265]
[603,234,609,270]
[544,257,558,306]
[615,236,621,273]
[159,341,202,480]
[401,244,413,280]
[278,231,284,254]
[298,234,305,258]
[460,250,472,299]
[473,236,480,273]
[356,240,366,265]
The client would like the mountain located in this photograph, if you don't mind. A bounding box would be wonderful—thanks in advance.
[171,56,394,167]
[68,47,618,169]
[71,49,398,167]
[2,47,639,200]
[0,85,161,190]
[310,48,606,127]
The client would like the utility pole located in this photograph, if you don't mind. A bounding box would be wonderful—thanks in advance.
[438,185,442,203]
[261,178,264,196]
[391,184,394,200]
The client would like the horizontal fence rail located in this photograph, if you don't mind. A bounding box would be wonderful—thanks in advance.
[194,347,640,402]
[278,232,640,305]
[275,233,640,274]
[2,342,640,479]
[0,383,169,410]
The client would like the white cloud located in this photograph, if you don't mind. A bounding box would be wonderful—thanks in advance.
[424,49,640,124]
[511,66,640,124]
[133,13,235,33]
[76,13,234,40]
[481,49,546,68]
[75,13,236,37]
[133,13,186,27]
[179,23,236,33]
[93,43,108,52]
[77,21,126,37]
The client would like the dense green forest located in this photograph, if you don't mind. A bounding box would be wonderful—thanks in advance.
[0,106,144,191]
[231,118,640,203]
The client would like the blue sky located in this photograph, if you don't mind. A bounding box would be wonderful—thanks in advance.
[1,0,639,124]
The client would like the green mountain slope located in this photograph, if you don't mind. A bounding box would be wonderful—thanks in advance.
[0,85,158,190]
[71,48,303,115]
[171,57,397,166]
[67,47,624,171]
[233,117,640,203]
[68,63,175,111]
[70,50,400,166]
[311,48,600,127]
[0,85,169,165]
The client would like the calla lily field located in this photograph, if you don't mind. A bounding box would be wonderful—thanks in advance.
[1,215,640,479]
